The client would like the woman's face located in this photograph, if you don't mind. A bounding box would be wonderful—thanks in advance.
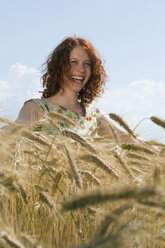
[63,45,91,93]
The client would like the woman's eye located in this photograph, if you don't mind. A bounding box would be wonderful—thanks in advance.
[85,63,91,66]
[84,62,91,67]
[70,60,77,64]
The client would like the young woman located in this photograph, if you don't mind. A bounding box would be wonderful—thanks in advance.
[15,36,130,140]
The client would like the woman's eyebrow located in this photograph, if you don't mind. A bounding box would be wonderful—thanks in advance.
[70,57,91,62]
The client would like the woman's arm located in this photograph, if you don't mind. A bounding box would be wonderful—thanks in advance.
[15,100,43,125]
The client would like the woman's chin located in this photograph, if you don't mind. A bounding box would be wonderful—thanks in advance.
[71,82,84,92]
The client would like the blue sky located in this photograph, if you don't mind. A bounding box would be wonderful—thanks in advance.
[0,0,165,141]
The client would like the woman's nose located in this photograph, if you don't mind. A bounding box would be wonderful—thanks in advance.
[77,63,85,72]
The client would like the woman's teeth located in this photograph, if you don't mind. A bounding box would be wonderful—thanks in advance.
[72,76,84,82]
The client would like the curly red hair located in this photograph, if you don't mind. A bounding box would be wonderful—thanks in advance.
[41,37,107,104]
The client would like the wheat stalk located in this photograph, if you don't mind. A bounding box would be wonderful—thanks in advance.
[79,154,119,179]
[20,233,42,248]
[145,140,165,148]
[130,167,145,175]
[1,233,24,248]
[19,138,43,153]
[6,126,23,137]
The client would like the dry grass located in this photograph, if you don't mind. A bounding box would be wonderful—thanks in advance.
[0,113,165,247]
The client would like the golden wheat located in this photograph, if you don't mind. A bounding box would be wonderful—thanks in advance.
[62,186,156,211]
[0,117,19,127]
[21,130,52,147]
[79,154,119,179]
[0,112,165,247]
[62,130,96,153]
[121,143,155,155]
[39,192,54,209]
[109,113,136,137]
[126,152,150,161]
[114,153,135,179]
[1,233,24,248]
[150,116,165,129]
[47,112,76,127]
[63,145,82,189]
[94,203,133,239]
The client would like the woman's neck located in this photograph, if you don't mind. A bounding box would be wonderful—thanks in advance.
[47,90,84,115]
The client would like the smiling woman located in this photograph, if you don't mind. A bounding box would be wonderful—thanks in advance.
[15,36,133,141]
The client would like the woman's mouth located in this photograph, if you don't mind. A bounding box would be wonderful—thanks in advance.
[71,76,84,83]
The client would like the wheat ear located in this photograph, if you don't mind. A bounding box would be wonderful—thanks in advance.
[114,154,135,179]
[109,113,136,137]
[80,154,119,179]
[62,129,96,153]
[153,165,161,186]
[0,117,19,127]
[94,203,132,239]
[145,140,165,148]
[79,170,100,186]
[150,116,165,129]
[47,112,76,126]
[1,233,24,248]
[20,234,40,248]
[45,117,63,132]
[121,143,155,155]
[21,130,51,147]
[0,175,18,193]
[63,145,82,189]
[39,192,54,209]
[62,186,156,211]
[126,152,150,161]
[18,184,28,204]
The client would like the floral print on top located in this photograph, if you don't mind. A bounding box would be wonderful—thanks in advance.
[30,98,101,136]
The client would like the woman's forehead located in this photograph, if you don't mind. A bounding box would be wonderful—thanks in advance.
[70,46,91,60]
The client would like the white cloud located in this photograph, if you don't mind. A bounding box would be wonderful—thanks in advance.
[0,63,42,120]
[96,79,165,116]
[95,79,165,142]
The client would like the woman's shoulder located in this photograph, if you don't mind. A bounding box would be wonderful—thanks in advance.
[15,98,44,125]
[25,98,50,112]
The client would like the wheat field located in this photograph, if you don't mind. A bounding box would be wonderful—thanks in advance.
[0,113,165,248]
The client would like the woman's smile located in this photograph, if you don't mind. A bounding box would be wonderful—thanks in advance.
[71,75,85,84]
